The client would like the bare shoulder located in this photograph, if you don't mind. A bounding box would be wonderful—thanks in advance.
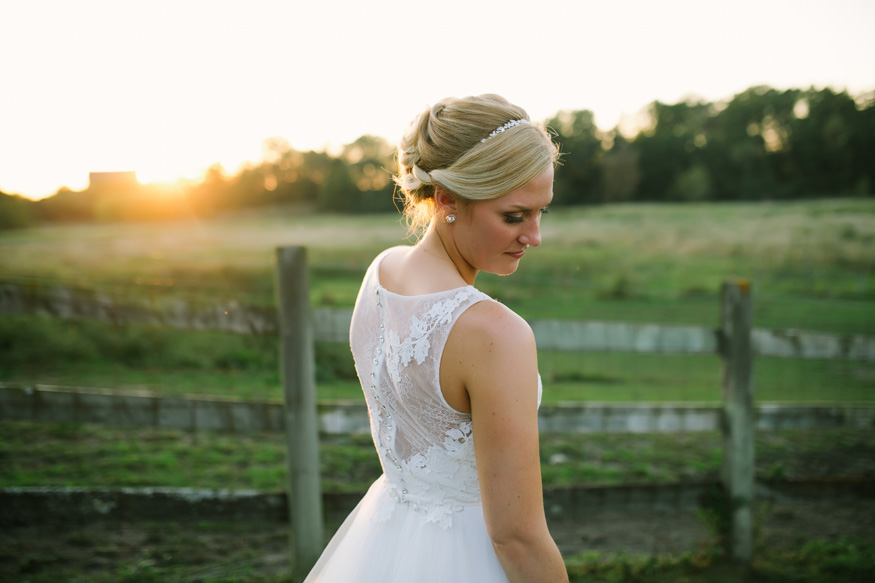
[376,246,413,283]
[457,301,532,335]
[455,300,534,346]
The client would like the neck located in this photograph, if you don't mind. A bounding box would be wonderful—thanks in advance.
[421,223,478,285]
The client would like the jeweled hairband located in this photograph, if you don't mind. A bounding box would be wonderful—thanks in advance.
[481,119,529,142]
[411,119,531,184]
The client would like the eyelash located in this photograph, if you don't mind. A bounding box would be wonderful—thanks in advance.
[504,208,550,224]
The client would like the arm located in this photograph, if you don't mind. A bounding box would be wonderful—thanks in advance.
[448,302,568,583]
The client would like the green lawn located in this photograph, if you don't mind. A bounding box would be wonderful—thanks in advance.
[2,420,873,582]
[2,421,872,492]
[2,313,872,403]
[1,198,873,403]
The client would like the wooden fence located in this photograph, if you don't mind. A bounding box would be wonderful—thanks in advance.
[2,256,874,566]
[3,383,872,435]
[2,278,873,360]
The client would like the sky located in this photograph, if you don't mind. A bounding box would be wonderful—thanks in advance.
[1,0,873,200]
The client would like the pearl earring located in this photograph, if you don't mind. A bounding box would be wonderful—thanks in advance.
[445,214,456,224]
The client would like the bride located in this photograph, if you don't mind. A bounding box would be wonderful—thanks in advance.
[304,94,568,583]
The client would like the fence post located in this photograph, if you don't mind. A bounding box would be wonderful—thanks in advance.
[275,246,324,578]
[719,280,754,564]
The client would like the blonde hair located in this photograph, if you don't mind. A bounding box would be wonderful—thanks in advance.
[394,94,560,236]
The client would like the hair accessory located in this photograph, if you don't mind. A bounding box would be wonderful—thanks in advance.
[481,119,529,142]
[445,214,456,224]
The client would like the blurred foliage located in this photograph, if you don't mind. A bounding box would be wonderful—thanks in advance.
[1,85,873,229]
[551,86,874,204]
[0,191,37,229]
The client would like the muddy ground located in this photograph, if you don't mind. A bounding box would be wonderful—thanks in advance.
[3,498,873,582]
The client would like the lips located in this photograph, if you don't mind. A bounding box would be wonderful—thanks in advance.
[506,249,526,259]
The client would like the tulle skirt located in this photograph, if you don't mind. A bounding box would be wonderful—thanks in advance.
[304,476,509,582]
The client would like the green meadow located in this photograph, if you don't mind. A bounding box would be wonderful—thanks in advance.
[3,420,871,493]
[1,198,873,403]
[1,199,874,582]
[2,418,873,582]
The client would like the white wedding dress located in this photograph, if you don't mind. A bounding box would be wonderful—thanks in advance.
[304,247,542,582]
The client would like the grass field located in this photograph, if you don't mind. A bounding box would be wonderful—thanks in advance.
[1,198,873,403]
[2,198,874,582]
[3,419,874,583]
[2,199,874,316]
[2,421,872,492]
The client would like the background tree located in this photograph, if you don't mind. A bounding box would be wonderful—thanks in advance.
[318,158,357,212]
[340,135,397,213]
[259,138,320,206]
[36,186,98,222]
[631,99,714,201]
[705,86,798,200]
[187,164,231,216]
[0,191,37,230]
[547,109,604,204]
[785,88,871,196]
[12,84,872,226]
[601,134,640,203]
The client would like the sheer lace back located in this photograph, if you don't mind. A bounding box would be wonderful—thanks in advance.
[349,247,494,529]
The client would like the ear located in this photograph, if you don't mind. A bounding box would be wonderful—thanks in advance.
[434,186,458,215]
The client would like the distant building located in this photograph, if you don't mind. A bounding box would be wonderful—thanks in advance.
[88,171,138,190]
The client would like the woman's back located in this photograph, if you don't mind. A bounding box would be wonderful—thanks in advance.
[349,246,492,528]
[305,247,512,582]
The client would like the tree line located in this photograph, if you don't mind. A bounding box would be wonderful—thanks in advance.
[1,85,872,230]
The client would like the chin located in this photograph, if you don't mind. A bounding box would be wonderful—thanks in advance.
[489,263,520,277]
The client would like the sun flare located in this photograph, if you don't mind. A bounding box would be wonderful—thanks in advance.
[0,0,872,201]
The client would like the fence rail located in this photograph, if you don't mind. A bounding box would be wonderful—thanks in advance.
[2,280,873,360]
[2,384,872,435]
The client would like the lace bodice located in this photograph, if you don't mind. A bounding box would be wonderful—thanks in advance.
[350,247,531,529]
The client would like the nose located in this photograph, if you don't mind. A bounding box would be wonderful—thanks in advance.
[519,220,542,247]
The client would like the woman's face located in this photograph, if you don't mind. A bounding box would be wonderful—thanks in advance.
[452,166,554,276]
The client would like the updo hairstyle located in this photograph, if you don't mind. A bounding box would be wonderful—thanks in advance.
[394,94,560,235]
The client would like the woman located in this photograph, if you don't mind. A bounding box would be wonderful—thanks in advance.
[304,94,568,583]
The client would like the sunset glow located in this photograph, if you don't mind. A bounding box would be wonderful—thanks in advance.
[1,0,872,200]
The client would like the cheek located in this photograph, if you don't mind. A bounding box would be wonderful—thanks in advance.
[462,210,516,256]
[483,222,518,253]
[480,220,507,242]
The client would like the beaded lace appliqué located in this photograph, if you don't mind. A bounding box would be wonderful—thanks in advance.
[386,292,472,384]
[369,287,485,530]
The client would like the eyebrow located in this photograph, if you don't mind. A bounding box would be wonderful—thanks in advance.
[504,203,548,211]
